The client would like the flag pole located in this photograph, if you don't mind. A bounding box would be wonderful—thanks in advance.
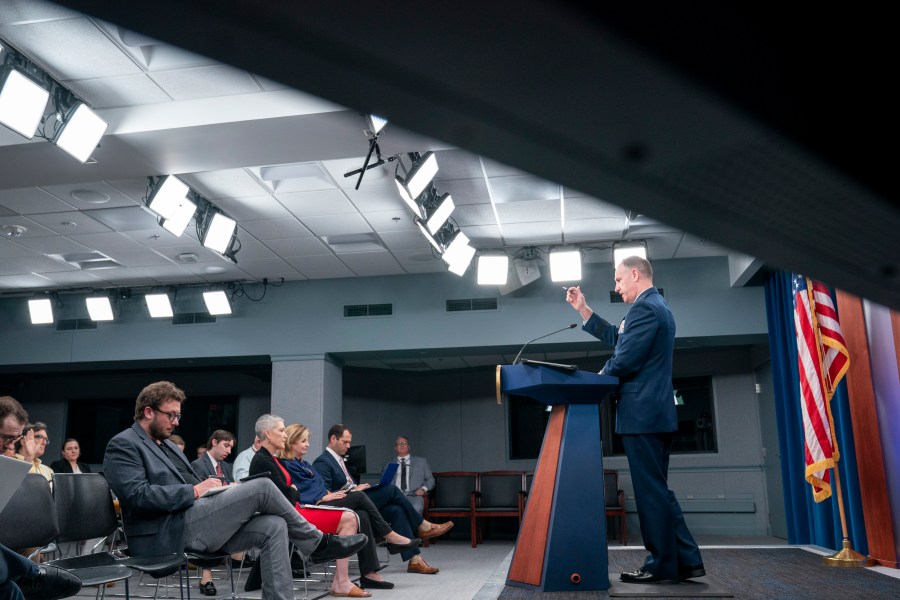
[806,278,876,568]
[822,465,875,567]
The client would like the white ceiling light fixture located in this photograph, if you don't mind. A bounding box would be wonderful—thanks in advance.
[144,293,173,318]
[442,231,476,276]
[394,176,424,219]
[395,152,438,217]
[147,176,191,219]
[426,193,455,235]
[202,212,237,254]
[612,240,649,266]
[203,290,232,315]
[28,298,54,325]
[160,196,197,237]
[0,69,50,139]
[477,254,509,285]
[86,296,114,321]
[549,248,582,282]
[367,114,388,135]
[415,218,442,252]
[53,102,108,163]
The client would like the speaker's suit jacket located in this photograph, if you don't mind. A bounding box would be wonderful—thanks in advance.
[104,423,196,555]
[191,453,234,483]
[583,287,677,435]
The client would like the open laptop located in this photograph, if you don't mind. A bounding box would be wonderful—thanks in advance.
[0,455,32,513]
[363,462,399,491]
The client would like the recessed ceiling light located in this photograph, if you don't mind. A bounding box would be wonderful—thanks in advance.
[70,189,110,204]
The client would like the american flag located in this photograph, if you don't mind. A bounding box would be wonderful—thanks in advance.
[792,274,850,502]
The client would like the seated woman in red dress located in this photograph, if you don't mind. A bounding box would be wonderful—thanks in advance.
[250,414,368,598]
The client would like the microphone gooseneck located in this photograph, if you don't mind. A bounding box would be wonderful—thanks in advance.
[513,323,578,365]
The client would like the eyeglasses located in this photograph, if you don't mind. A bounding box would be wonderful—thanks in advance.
[152,408,182,422]
[34,434,49,443]
[1,433,24,446]
[395,442,409,447]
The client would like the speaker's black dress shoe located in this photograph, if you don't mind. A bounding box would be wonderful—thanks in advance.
[358,576,394,589]
[18,566,83,600]
[619,568,672,584]
[310,533,368,563]
[384,538,421,555]
[678,565,706,580]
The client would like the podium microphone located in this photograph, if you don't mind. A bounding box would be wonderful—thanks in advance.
[512,323,578,365]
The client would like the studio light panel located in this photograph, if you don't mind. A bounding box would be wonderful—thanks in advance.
[0,69,50,139]
[54,103,108,163]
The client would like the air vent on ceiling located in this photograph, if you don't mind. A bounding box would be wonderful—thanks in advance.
[172,312,217,325]
[610,288,664,304]
[343,303,393,318]
[46,251,122,270]
[446,298,499,312]
[56,319,97,331]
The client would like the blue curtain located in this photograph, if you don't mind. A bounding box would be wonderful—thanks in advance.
[764,272,868,552]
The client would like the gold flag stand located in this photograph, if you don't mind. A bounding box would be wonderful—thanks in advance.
[822,466,876,567]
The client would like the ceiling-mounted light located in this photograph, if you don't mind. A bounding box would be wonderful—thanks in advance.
[367,114,388,135]
[144,293,173,318]
[415,218,442,252]
[147,176,190,219]
[395,152,438,215]
[549,248,582,282]
[442,231,475,276]
[426,193,455,235]
[28,298,54,325]
[85,296,114,321]
[477,254,509,285]
[612,240,649,266]
[160,196,196,237]
[202,212,237,254]
[203,290,232,315]
[53,102,108,163]
[0,69,50,139]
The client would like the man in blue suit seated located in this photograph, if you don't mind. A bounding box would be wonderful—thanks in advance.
[313,424,452,574]
[103,382,366,600]
[566,256,704,584]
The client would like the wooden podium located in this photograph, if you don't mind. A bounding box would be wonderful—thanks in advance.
[497,363,618,592]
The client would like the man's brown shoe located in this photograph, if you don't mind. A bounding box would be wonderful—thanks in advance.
[418,521,454,540]
[406,559,439,574]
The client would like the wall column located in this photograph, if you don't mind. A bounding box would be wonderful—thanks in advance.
[271,355,343,448]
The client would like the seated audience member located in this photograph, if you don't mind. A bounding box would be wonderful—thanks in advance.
[232,436,262,482]
[15,423,53,482]
[281,424,419,591]
[191,430,235,483]
[103,381,367,600]
[391,436,433,515]
[49,439,91,474]
[168,434,186,452]
[250,415,374,598]
[314,424,452,575]
[196,445,207,460]
[189,430,236,596]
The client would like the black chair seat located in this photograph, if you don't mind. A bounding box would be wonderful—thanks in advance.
[67,565,133,587]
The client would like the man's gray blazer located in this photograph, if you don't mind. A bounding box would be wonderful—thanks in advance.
[104,422,197,555]
[393,455,434,513]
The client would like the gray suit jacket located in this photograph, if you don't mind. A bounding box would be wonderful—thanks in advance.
[393,455,434,493]
[191,454,234,483]
[104,423,196,555]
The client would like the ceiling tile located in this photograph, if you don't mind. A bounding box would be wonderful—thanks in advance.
[0,273,56,289]
[181,169,269,199]
[87,206,161,232]
[480,157,529,178]
[180,261,247,279]
[43,181,143,210]
[501,222,562,245]
[496,199,561,223]
[0,216,59,238]
[459,224,503,245]
[0,240,39,259]
[65,232,144,252]
[148,65,262,101]
[232,239,277,261]
[276,189,358,218]
[13,235,91,255]
[338,251,401,270]
[453,204,498,227]
[127,264,193,282]
[106,179,153,203]
[302,266,356,280]
[490,176,561,204]
[435,178,491,205]
[378,230,431,250]
[240,218,313,241]
[299,214,373,237]
[66,73,171,108]
[564,197,626,220]
[344,183,406,213]
[119,228,199,248]
[101,247,172,267]
[236,258,294,277]
[251,162,337,193]
[363,210,417,232]
[283,254,343,271]
[213,196,292,221]
[39,270,104,287]
[152,244,225,264]
[321,157,395,188]
[263,237,330,257]
[432,149,486,180]
[0,1,82,23]
[0,18,143,80]
[9,254,77,273]
[0,260,24,276]
[27,211,113,235]
[0,188,75,214]
[564,218,626,242]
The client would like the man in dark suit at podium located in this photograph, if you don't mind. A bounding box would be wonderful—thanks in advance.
[567,256,704,584]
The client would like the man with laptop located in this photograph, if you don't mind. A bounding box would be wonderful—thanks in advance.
[1,396,82,600]
[313,424,452,574]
